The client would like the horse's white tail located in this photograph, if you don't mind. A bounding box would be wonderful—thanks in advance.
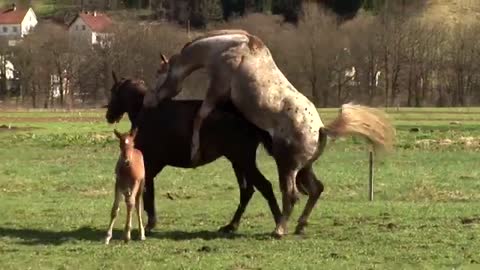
[322,103,395,153]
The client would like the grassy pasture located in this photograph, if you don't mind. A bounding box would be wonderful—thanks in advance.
[0,107,479,269]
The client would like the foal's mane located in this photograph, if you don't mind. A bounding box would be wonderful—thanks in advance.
[181,29,265,53]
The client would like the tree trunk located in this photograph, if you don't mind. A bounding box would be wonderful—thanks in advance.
[383,46,390,107]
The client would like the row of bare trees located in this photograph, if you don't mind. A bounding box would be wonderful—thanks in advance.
[248,4,480,107]
[0,20,188,108]
[1,4,480,108]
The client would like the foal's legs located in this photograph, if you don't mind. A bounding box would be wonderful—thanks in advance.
[143,165,163,233]
[124,194,135,243]
[105,186,122,245]
[136,180,146,241]
[294,166,324,235]
[219,164,254,233]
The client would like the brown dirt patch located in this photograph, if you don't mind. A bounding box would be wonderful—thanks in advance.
[415,137,480,149]
[0,124,39,132]
[460,217,480,225]
[0,117,103,123]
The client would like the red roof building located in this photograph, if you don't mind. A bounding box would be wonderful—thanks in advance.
[0,4,37,42]
[68,12,113,46]
[0,6,29,24]
[69,12,113,33]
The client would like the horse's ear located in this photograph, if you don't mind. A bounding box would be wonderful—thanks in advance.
[160,53,168,64]
[113,129,122,139]
[129,128,138,139]
[112,71,118,84]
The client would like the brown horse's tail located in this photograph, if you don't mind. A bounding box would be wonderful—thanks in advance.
[321,103,395,154]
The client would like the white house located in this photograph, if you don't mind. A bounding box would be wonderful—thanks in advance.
[68,11,113,47]
[0,4,37,45]
[50,70,70,99]
[0,55,18,94]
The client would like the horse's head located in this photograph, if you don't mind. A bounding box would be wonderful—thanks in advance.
[106,72,147,124]
[144,53,184,107]
[106,71,128,124]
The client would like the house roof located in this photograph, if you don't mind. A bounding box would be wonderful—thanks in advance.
[70,12,113,33]
[0,7,29,24]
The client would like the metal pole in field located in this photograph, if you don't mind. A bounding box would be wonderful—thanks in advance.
[368,151,374,201]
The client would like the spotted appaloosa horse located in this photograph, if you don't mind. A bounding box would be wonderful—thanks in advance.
[144,29,395,237]
[106,71,281,234]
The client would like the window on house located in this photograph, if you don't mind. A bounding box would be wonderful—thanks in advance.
[12,26,17,33]
[2,27,7,33]
[82,25,86,31]
[75,25,79,31]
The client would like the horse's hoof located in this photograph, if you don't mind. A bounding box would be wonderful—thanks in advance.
[271,230,284,239]
[294,221,308,235]
[294,227,306,235]
[218,224,237,234]
[272,226,287,239]
[191,155,201,167]
[145,220,156,234]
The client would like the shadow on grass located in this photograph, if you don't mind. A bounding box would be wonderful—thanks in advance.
[0,226,273,245]
[149,230,273,241]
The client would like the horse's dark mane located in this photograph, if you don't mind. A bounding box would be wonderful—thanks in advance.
[116,78,148,95]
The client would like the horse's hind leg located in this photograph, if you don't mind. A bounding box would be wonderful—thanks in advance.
[274,167,299,237]
[219,163,254,233]
[294,166,324,235]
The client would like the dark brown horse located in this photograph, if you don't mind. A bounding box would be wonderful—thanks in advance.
[105,73,281,233]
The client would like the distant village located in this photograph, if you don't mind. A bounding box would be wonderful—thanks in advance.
[0,2,115,101]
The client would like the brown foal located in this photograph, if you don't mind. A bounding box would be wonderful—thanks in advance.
[105,128,146,244]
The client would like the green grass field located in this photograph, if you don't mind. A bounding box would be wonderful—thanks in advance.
[0,107,479,269]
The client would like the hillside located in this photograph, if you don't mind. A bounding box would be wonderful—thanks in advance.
[421,0,480,25]
[4,0,480,26]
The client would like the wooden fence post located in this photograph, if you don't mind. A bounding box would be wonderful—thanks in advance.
[369,151,374,201]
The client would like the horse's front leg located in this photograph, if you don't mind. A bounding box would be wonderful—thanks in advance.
[191,102,215,164]
[143,165,163,234]
[191,81,229,164]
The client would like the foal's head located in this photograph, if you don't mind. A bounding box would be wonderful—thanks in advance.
[106,71,146,124]
[114,128,138,162]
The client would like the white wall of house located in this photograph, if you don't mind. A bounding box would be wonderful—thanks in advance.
[92,32,112,46]
[0,57,15,79]
[69,17,93,44]
[0,24,21,37]
[21,8,38,37]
